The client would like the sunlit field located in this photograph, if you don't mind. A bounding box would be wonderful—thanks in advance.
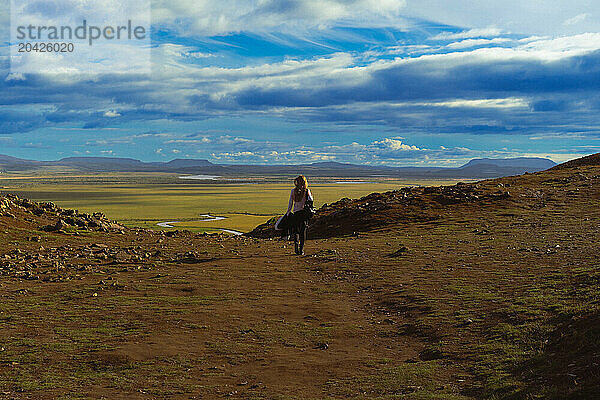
[0,173,463,233]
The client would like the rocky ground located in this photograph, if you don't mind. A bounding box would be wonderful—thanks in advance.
[1,156,600,399]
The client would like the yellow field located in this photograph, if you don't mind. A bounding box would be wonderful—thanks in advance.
[0,176,462,233]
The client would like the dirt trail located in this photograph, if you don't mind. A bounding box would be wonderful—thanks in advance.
[0,229,431,398]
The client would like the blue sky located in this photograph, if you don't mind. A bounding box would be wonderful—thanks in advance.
[2,0,600,166]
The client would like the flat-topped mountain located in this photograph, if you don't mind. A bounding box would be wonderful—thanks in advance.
[460,157,556,170]
[161,159,215,168]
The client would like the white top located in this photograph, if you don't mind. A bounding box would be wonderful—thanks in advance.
[287,188,313,214]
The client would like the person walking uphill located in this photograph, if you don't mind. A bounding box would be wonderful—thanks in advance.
[286,175,314,255]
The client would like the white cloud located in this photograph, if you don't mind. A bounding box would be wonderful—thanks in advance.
[445,38,511,49]
[432,27,503,41]
[371,138,420,151]
[130,133,172,138]
[414,98,529,109]
[524,37,596,59]
[215,135,252,145]
[166,139,209,144]
[103,110,121,117]
[517,35,550,43]
[563,13,590,26]
[4,73,26,82]
[371,33,600,70]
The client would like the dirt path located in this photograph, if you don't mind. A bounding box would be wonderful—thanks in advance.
[0,232,438,399]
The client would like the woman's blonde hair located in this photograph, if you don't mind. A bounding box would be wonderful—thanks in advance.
[293,175,308,201]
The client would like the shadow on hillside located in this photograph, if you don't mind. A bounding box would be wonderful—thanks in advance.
[513,311,600,399]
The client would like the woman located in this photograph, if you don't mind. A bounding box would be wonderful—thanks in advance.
[286,175,313,255]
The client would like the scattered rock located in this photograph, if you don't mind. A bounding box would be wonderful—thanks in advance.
[388,246,408,257]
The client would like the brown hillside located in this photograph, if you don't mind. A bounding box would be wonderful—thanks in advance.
[248,182,511,239]
[550,152,600,170]
[1,160,600,399]
[249,154,600,240]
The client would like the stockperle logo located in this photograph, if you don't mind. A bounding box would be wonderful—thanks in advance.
[10,0,151,74]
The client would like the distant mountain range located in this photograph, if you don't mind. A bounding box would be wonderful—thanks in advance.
[0,154,557,179]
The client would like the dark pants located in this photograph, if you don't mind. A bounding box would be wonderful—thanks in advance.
[294,221,306,252]
[290,211,307,253]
